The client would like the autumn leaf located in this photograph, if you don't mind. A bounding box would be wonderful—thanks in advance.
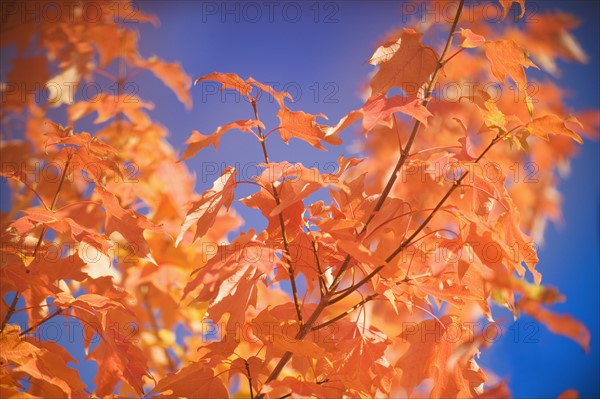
[527,114,584,144]
[150,361,228,398]
[558,389,580,399]
[194,71,252,97]
[519,298,590,352]
[179,119,264,161]
[369,29,438,98]
[485,39,539,89]
[498,0,526,19]
[98,187,161,264]
[247,77,293,107]
[459,28,486,48]
[176,167,237,246]
[397,315,486,398]
[277,106,342,150]
[136,57,193,109]
[181,230,277,328]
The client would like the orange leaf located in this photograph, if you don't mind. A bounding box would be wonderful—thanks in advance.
[195,72,252,97]
[179,119,264,161]
[485,40,538,89]
[558,389,579,399]
[369,29,438,97]
[527,114,584,144]
[150,361,228,398]
[277,106,341,150]
[137,57,193,109]
[247,77,293,107]
[98,187,161,264]
[176,167,237,246]
[498,0,525,19]
[459,28,486,48]
[519,299,590,352]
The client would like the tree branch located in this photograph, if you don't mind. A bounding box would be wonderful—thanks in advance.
[327,0,466,295]
[250,99,303,326]
[19,308,63,337]
[311,294,377,331]
[329,132,505,305]
[254,4,466,397]
[311,240,327,298]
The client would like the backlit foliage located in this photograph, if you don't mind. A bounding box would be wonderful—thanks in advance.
[1,0,597,397]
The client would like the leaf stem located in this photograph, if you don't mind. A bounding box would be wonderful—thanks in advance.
[311,294,378,331]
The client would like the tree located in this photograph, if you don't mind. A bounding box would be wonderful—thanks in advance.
[0,0,597,397]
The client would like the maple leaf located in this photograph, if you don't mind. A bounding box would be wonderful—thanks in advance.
[247,77,293,107]
[459,28,486,48]
[329,94,432,137]
[87,328,151,397]
[97,187,161,264]
[68,94,155,127]
[558,389,580,399]
[396,315,486,398]
[324,320,395,396]
[181,230,277,328]
[253,161,348,217]
[369,29,438,98]
[2,57,49,110]
[526,114,584,144]
[194,73,292,107]
[253,303,325,358]
[176,167,237,246]
[44,122,117,155]
[519,298,590,352]
[276,106,342,150]
[498,0,526,19]
[240,184,304,242]
[136,57,193,109]
[150,361,228,398]
[45,65,80,107]
[1,326,87,397]
[195,72,252,97]
[485,39,539,89]
[87,26,139,67]
[179,119,264,161]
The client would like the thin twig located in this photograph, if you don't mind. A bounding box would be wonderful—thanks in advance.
[311,240,327,298]
[311,294,378,331]
[19,308,63,337]
[250,99,303,326]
